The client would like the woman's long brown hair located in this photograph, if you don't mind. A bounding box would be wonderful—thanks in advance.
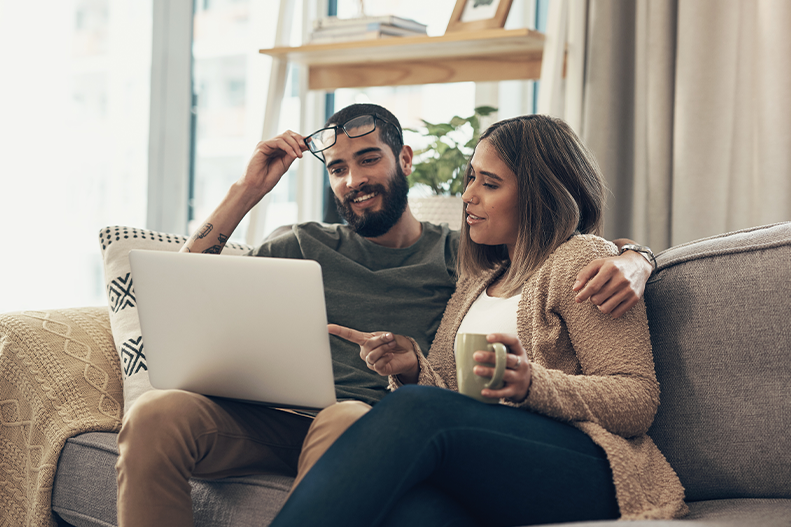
[457,115,606,297]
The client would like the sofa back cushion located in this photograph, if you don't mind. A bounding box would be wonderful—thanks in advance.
[645,222,791,501]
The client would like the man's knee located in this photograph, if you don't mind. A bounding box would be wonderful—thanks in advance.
[312,400,371,431]
[302,401,371,453]
[119,389,211,449]
[291,401,371,492]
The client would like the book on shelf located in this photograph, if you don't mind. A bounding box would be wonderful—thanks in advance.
[311,23,425,38]
[308,17,428,44]
[311,22,426,37]
[312,15,427,33]
[308,29,421,44]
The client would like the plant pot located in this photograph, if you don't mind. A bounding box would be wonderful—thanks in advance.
[408,195,464,231]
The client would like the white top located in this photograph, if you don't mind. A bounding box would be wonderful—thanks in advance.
[455,288,521,346]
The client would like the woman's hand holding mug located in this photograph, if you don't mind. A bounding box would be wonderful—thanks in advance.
[328,324,419,382]
[473,333,532,403]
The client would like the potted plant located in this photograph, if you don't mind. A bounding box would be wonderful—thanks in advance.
[407,106,497,230]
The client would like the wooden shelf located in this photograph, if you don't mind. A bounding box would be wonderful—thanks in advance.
[259,28,545,90]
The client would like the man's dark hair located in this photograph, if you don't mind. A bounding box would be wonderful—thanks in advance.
[325,103,404,160]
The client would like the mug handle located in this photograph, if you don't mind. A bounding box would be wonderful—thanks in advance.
[484,342,507,390]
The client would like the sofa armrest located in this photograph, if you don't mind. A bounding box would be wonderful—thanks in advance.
[0,307,123,527]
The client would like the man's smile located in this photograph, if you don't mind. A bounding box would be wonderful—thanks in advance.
[352,192,378,204]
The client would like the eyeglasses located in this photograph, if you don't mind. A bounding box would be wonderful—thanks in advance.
[304,114,400,162]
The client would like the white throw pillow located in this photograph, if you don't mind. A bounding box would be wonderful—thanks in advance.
[99,226,252,412]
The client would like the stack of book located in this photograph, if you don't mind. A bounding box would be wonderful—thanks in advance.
[308,15,428,44]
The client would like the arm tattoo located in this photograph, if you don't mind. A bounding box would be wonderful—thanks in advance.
[187,224,226,254]
[195,223,213,239]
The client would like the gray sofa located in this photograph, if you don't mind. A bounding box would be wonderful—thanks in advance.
[1,222,789,527]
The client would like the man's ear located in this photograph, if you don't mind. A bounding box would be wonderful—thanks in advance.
[399,145,414,176]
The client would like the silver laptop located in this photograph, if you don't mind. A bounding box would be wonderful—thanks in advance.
[128,249,337,411]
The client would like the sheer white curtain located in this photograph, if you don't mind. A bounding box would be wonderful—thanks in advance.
[540,0,791,251]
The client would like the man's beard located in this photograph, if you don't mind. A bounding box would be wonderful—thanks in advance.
[334,165,410,238]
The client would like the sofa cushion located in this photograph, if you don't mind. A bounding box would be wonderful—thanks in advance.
[683,498,791,526]
[98,226,252,412]
[52,432,293,527]
[52,433,119,526]
[645,222,791,502]
[527,499,791,527]
[54,433,791,527]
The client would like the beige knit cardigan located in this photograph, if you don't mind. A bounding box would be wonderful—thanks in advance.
[392,234,688,520]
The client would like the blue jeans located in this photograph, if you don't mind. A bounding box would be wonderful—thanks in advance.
[271,386,619,527]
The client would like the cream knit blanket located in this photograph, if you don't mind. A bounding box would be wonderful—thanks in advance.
[0,307,123,527]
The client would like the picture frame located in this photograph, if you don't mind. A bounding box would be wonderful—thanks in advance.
[446,0,513,33]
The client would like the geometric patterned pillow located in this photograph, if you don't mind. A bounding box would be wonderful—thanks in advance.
[99,226,252,413]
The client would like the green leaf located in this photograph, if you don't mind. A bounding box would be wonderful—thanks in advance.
[468,116,480,134]
[407,107,498,196]
[424,122,454,137]
[474,105,498,116]
[449,115,468,128]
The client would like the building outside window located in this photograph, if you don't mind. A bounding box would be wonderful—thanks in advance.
[0,0,151,312]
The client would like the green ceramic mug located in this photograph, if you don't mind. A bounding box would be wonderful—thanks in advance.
[454,333,507,404]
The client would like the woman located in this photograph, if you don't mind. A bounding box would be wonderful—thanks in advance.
[271,115,687,527]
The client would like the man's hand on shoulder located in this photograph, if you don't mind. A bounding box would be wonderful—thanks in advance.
[572,239,653,319]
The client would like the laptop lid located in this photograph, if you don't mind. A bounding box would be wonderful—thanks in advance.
[128,249,337,411]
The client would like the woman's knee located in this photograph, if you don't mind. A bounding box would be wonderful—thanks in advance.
[381,384,444,406]
[374,385,467,426]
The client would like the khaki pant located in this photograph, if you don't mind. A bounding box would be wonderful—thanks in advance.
[115,389,370,527]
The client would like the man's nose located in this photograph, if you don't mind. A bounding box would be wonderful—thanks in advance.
[345,168,368,190]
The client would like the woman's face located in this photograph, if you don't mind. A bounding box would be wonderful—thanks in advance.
[462,139,520,258]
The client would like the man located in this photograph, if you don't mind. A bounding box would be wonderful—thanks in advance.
[116,103,653,526]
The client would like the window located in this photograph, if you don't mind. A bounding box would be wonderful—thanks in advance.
[0,0,544,312]
[0,0,152,311]
[189,0,303,243]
